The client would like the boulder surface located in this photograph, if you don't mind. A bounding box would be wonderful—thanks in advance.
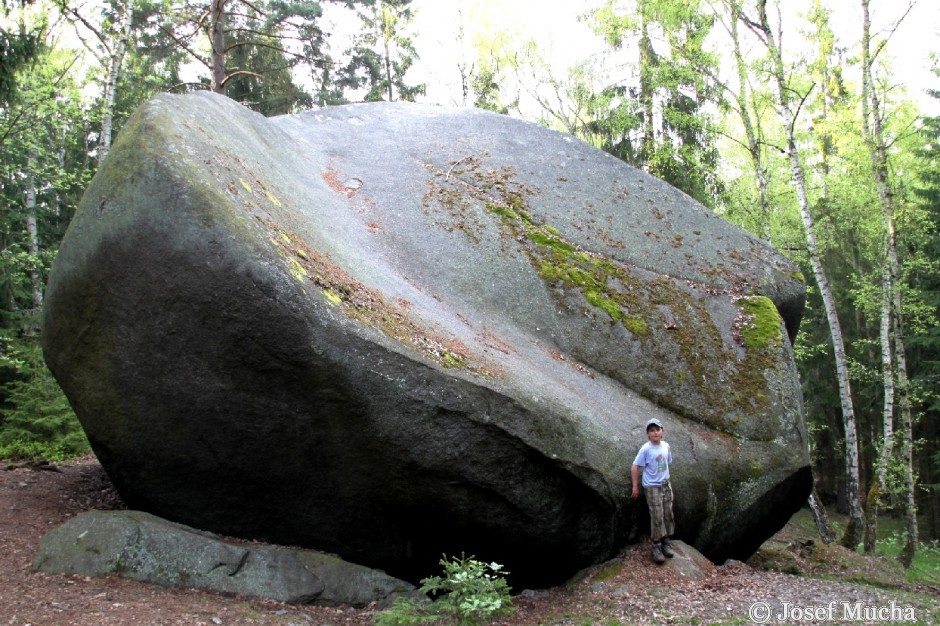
[43,92,811,588]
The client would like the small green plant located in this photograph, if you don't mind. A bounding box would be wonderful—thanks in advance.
[376,553,513,626]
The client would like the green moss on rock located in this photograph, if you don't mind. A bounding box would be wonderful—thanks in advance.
[623,316,649,337]
[527,231,576,255]
[585,291,622,322]
[740,296,783,351]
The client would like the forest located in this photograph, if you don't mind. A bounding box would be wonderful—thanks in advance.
[0,0,937,568]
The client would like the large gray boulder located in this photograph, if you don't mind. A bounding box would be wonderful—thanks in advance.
[43,92,811,588]
[34,510,413,605]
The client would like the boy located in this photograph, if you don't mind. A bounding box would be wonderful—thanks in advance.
[631,417,675,564]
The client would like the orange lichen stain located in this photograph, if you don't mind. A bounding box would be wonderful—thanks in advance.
[572,362,594,378]
[479,330,516,355]
[549,348,594,377]
[322,167,357,198]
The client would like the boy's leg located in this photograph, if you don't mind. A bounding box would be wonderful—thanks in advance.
[645,485,666,541]
[645,485,668,563]
[662,480,675,537]
[660,481,676,557]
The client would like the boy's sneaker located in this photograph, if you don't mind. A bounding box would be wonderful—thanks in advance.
[652,543,666,564]
[661,538,675,558]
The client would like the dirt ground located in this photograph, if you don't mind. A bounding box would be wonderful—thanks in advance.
[2,457,938,625]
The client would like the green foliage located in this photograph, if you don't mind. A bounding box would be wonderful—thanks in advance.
[859,530,940,586]
[374,597,439,626]
[376,554,513,626]
[0,5,96,464]
[1,40,95,319]
[909,60,940,514]
[0,8,44,106]
[225,30,313,115]
[0,333,88,461]
[334,0,425,103]
[586,0,725,208]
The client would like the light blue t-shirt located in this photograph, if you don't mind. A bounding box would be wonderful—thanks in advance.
[633,441,672,487]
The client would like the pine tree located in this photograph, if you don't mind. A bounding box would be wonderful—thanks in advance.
[336,0,425,103]
[590,0,724,208]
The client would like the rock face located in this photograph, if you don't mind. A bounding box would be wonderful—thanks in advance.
[34,510,414,606]
[43,92,811,588]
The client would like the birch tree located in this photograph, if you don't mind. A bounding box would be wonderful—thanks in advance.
[740,0,866,548]
[706,0,777,239]
[61,0,135,162]
[859,0,918,566]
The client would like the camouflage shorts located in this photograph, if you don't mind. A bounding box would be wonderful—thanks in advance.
[644,480,675,541]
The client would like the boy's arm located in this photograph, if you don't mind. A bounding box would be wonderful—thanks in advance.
[631,464,641,500]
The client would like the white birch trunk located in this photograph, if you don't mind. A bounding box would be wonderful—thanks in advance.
[865,257,894,553]
[809,484,835,544]
[25,191,41,311]
[729,4,771,241]
[25,165,42,313]
[747,0,866,548]
[895,316,918,567]
[98,0,134,164]
[861,0,918,566]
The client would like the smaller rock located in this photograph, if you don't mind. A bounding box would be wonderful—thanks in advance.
[662,540,715,580]
[33,510,413,606]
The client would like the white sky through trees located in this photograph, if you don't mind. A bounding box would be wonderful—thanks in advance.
[406,0,940,115]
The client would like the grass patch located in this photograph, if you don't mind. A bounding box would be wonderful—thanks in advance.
[864,530,940,586]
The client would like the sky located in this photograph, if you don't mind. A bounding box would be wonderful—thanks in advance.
[405,0,940,115]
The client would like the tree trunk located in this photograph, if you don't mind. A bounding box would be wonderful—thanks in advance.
[865,256,894,554]
[638,0,655,168]
[25,160,42,314]
[860,0,918,567]
[23,149,43,332]
[809,483,835,544]
[210,0,227,94]
[895,316,918,567]
[746,0,866,549]
[381,3,395,101]
[728,1,770,241]
[98,0,134,163]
